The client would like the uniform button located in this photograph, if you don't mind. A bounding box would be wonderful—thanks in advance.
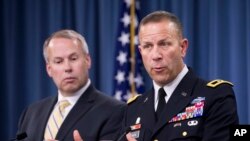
[182,131,187,136]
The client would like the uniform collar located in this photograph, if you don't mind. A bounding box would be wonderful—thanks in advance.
[153,65,188,109]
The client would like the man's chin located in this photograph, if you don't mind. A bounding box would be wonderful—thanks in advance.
[153,77,169,86]
[61,86,80,95]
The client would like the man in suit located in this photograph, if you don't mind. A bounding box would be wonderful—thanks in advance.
[17,29,125,141]
[122,11,239,141]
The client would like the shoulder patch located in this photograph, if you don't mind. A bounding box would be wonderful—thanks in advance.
[207,79,233,88]
[127,94,141,104]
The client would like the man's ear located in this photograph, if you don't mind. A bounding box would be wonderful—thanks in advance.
[85,54,91,69]
[138,45,142,53]
[180,38,188,58]
[46,63,52,77]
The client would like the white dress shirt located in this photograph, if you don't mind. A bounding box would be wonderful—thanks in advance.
[153,65,188,111]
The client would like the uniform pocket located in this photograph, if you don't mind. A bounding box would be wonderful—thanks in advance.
[168,119,203,141]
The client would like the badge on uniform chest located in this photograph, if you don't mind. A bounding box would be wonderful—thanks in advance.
[130,117,142,139]
[130,124,141,138]
[169,97,205,123]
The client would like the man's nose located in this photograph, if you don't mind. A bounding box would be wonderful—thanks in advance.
[151,46,162,60]
[64,61,72,73]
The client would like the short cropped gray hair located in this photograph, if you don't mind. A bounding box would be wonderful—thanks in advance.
[43,29,89,63]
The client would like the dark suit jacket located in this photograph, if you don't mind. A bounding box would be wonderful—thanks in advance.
[123,69,239,141]
[17,84,126,141]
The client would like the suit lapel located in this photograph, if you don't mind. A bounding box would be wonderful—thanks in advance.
[152,70,199,136]
[56,85,97,140]
[139,88,156,133]
[37,97,58,140]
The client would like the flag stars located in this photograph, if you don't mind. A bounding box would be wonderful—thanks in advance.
[114,90,122,101]
[117,51,127,66]
[123,90,131,100]
[115,70,126,84]
[134,74,144,88]
[134,35,139,45]
[118,32,129,46]
[127,72,144,88]
[134,15,139,28]
[121,12,130,28]
[124,0,131,8]
[113,0,144,102]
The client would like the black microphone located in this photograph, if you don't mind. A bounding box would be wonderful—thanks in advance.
[116,126,132,141]
[10,132,27,141]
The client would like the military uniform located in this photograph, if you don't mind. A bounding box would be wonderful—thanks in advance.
[123,70,239,141]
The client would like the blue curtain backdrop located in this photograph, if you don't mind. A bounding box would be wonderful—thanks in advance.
[0,0,249,140]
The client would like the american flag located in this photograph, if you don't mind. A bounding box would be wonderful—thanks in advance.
[113,0,144,102]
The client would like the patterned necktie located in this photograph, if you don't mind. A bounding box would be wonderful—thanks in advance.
[44,100,70,140]
[156,87,167,121]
